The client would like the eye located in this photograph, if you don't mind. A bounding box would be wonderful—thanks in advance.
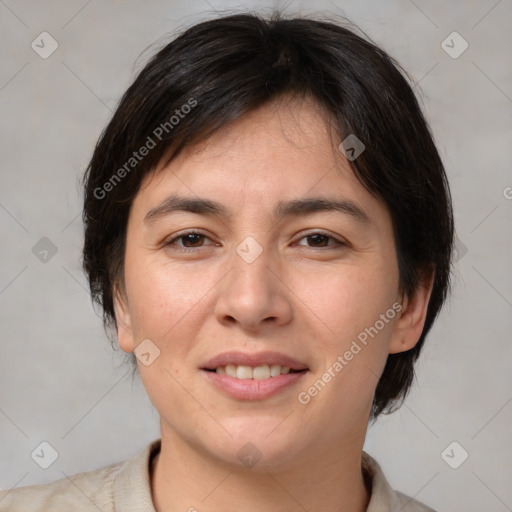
[296,232,347,248]
[165,230,215,250]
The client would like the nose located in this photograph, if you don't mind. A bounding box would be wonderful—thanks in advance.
[213,243,293,333]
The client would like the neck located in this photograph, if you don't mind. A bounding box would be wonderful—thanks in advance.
[150,425,371,512]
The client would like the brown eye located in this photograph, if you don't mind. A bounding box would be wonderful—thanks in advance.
[305,234,330,247]
[179,233,206,247]
[296,232,346,248]
[165,230,215,251]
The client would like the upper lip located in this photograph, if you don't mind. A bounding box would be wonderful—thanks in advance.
[201,351,308,371]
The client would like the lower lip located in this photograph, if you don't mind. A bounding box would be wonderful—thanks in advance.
[201,370,307,400]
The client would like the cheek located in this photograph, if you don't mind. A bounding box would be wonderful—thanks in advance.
[294,259,399,410]
[301,259,399,346]
[123,255,217,343]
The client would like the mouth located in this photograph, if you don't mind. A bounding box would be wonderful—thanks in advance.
[203,364,304,379]
[200,351,309,400]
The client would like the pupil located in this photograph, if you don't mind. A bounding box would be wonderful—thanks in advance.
[184,234,202,247]
[309,234,327,247]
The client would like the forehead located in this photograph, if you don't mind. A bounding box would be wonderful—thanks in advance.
[133,95,389,226]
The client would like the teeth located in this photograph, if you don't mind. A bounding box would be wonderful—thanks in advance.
[225,364,237,378]
[236,365,253,379]
[253,365,270,380]
[270,364,281,377]
[215,364,294,379]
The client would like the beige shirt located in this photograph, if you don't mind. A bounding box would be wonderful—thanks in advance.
[0,440,436,511]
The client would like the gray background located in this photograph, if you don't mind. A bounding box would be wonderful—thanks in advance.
[1,0,511,510]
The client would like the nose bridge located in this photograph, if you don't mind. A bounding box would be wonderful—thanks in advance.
[214,236,292,330]
[230,235,275,299]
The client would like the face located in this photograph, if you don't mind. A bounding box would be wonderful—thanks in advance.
[114,96,432,470]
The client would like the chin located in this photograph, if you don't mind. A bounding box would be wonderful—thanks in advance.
[206,416,310,471]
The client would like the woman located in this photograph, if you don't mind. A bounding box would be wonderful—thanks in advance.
[0,11,453,512]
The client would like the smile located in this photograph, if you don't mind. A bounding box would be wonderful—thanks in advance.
[213,364,295,379]
[201,351,309,400]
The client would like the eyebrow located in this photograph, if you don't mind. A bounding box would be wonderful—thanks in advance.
[144,195,371,225]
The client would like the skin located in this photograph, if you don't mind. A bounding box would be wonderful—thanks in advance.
[114,94,434,512]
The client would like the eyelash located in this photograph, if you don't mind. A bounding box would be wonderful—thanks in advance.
[164,229,347,253]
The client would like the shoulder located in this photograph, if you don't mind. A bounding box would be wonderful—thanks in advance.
[0,439,160,512]
[392,491,437,512]
[0,460,124,512]
[362,451,437,512]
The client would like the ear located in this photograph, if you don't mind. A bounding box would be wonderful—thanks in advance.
[389,269,435,354]
[113,285,136,354]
